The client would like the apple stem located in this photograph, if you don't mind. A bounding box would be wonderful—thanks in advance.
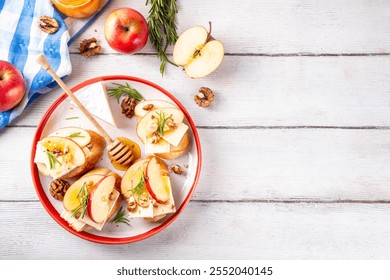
[192,21,213,59]
[116,24,129,32]
[206,21,213,43]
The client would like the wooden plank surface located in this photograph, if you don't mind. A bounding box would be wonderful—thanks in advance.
[10,55,390,128]
[69,0,390,54]
[3,127,390,201]
[2,202,390,259]
[2,0,390,260]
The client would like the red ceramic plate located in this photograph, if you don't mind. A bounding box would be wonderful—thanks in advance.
[30,76,202,244]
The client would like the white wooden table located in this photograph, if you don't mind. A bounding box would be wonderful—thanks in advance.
[2,0,390,259]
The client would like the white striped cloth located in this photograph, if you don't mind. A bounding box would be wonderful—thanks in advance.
[0,0,110,129]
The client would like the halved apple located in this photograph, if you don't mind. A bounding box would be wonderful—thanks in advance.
[136,107,185,143]
[121,158,150,199]
[87,175,117,223]
[63,174,105,212]
[173,24,224,78]
[135,99,178,119]
[49,127,91,147]
[34,136,86,179]
[145,157,171,204]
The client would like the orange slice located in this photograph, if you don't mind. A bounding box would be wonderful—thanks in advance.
[51,0,103,18]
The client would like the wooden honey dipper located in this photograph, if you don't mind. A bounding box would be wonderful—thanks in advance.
[36,53,134,170]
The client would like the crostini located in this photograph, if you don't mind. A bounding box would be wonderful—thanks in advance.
[61,167,121,232]
[120,156,176,222]
[134,100,190,160]
[34,127,105,179]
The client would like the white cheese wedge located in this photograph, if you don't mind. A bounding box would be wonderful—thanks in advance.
[78,189,120,231]
[153,177,176,217]
[61,210,86,232]
[71,81,117,127]
[144,138,170,154]
[128,196,154,218]
[163,123,188,147]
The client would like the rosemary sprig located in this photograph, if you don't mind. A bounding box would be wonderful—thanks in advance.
[46,151,62,169]
[107,83,144,103]
[146,0,179,75]
[129,172,146,199]
[156,111,169,136]
[68,132,84,138]
[72,182,88,219]
[112,206,131,226]
[65,116,79,120]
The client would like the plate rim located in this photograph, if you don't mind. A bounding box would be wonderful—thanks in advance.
[30,75,202,244]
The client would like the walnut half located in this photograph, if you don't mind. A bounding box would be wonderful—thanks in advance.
[79,37,102,58]
[39,16,59,34]
[194,87,214,108]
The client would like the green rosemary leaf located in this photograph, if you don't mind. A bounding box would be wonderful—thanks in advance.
[146,0,179,75]
[107,83,144,102]
[68,132,85,138]
[112,206,131,226]
[46,151,62,170]
[156,110,169,136]
[129,172,146,199]
[72,182,88,219]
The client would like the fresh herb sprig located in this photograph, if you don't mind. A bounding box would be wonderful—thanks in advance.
[68,132,84,138]
[146,0,179,75]
[46,151,62,169]
[156,111,169,136]
[72,182,88,219]
[107,83,144,103]
[112,206,131,226]
[65,116,79,120]
[129,172,146,199]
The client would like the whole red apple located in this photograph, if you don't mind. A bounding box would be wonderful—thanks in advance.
[0,60,25,112]
[104,8,148,54]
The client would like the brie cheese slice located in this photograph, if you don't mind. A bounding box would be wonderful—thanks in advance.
[61,210,86,232]
[144,138,170,154]
[72,82,117,127]
[163,123,188,147]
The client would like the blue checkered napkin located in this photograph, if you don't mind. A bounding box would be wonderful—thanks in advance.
[0,0,110,129]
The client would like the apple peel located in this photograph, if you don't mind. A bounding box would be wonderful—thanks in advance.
[173,22,224,78]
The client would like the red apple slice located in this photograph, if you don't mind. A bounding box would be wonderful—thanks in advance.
[145,157,171,204]
[87,175,116,223]
[63,174,105,212]
[35,136,86,179]
[136,107,185,144]
[121,158,150,198]
[134,99,178,119]
[49,127,91,147]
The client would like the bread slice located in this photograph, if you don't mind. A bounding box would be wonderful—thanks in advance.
[156,132,190,160]
[35,129,106,180]
[60,130,105,179]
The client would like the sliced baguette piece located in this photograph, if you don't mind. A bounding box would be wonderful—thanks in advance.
[35,129,106,180]
[61,130,105,179]
[156,132,190,160]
